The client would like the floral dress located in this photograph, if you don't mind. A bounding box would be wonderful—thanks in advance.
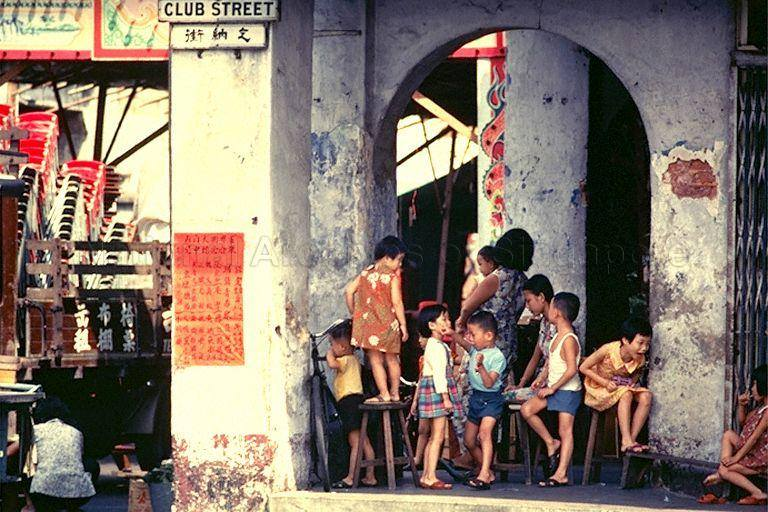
[583,341,649,411]
[480,267,527,366]
[351,265,401,354]
[738,404,768,473]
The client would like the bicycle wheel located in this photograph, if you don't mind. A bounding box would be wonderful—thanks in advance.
[311,374,331,491]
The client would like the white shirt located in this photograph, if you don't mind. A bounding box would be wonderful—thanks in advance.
[547,332,582,392]
[422,337,448,393]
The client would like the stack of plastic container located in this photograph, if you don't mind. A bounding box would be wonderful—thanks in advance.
[15,112,60,215]
[59,160,106,239]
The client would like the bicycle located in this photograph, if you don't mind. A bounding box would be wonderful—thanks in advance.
[309,319,345,492]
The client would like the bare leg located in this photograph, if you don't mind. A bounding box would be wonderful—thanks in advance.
[617,392,634,451]
[385,353,401,401]
[343,430,361,484]
[414,419,430,465]
[718,463,766,498]
[552,412,574,483]
[362,433,376,483]
[704,430,740,486]
[422,417,447,485]
[521,397,560,456]
[476,417,497,483]
[367,350,390,401]
[629,391,652,443]
[464,421,482,467]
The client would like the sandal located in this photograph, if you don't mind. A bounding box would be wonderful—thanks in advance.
[466,477,492,490]
[737,496,768,506]
[698,493,727,504]
[331,480,353,489]
[419,479,453,490]
[364,395,389,404]
[539,477,569,488]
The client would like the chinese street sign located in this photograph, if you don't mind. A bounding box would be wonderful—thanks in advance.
[158,0,279,23]
[170,23,266,49]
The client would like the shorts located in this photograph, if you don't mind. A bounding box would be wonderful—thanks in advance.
[337,394,364,434]
[467,390,505,424]
[547,389,582,416]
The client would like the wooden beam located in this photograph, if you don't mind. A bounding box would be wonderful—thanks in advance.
[436,132,458,304]
[50,79,77,160]
[93,81,107,161]
[412,90,478,143]
[0,63,30,87]
[396,125,452,166]
[104,85,138,162]
[107,123,168,167]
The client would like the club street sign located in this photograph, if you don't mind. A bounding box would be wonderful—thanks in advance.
[170,23,267,49]
[159,0,279,23]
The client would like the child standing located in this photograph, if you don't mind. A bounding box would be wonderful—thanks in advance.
[326,320,377,489]
[416,304,462,490]
[579,317,653,453]
[451,310,506,490]
[345,236,409,403]
[508,274,556,395]
[700,365,767,506]
[521,292,582,487]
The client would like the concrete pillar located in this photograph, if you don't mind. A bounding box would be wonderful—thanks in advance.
[502,30,589,332]
[169,1,313,510]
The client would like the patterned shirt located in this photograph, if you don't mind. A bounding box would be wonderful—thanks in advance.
[30,419,96,498]
[480,267,527,364]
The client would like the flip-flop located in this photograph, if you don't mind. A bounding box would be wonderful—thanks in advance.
[419,480,453,490]
[625,444,649,454]
[539,478,569,488]
[331,480,353,489]
[737,496,767,506]
[467,477,492,490]
[364,395,389,404]
[698,493,727,504]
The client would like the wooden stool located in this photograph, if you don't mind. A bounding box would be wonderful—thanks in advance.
[493,400,533,485]
[582,407,620,485]
[352,400,419,490]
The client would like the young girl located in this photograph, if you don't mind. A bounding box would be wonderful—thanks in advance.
[700,365,767,506]
[507,274,556,398]
[409,333,430,469]
[521,292,582,487]
[345,236,409,403]
[579,317,653,453]
[415,303,463,490]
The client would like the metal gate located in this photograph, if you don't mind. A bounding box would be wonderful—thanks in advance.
[734,65,767,399]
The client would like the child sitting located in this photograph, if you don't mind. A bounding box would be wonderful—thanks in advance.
[507,274,556,399]
[700,365,767,506]
[579,317,653,453]
[345,236,409,403]
[415,304,463,490]
[326,320,377,489]
[451,310,506,490]
[521,292,582,487]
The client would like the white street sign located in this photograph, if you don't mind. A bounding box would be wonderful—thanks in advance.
[170,23,267,49]
[159,0,279,23]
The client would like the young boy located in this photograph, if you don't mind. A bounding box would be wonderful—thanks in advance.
[521,292,582,487]
[325,320,377,489]
[451,310,506,490]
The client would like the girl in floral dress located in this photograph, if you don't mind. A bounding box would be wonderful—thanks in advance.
[345,236,409,403]
[700,364,768,506]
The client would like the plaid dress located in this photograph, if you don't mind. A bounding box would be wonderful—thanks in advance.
[418,343,464,422]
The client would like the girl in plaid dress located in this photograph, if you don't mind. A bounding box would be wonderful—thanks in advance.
[415,304,463,490]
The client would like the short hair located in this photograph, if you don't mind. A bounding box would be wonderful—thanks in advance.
[418,304,447,338]
[752,364,767,397]
[329,319,352,341]
[467,310,498,337]
[33,396,72,425]
[495,228,534,271]
[523,274,554,301]
[374,236,407,260]
[620,317,653,342]
[477,245,499,266]
[552,292,580,322]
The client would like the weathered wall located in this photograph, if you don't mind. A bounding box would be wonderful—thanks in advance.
[169,0,313,509]
[503,30,588,334]
[362,0,734,460]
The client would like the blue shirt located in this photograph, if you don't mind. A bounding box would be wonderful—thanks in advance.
[468,346,506,392]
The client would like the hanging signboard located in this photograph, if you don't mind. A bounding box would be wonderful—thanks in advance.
[158,0,279,23]
[170,23,266,49]
[93,0,170,60]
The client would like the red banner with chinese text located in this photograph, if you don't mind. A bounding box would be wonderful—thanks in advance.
[173,233,244,367]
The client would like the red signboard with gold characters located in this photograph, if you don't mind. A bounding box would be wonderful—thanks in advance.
[173,233,244,368]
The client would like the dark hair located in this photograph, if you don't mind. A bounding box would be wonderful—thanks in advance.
[374,236,407,260]
[523,274,554,301]
[418,304,447,338]
[329,319,352,341]
[620,317,653,342]
[33,396,72,425]
[752,364,767,397]
[494,228,534,271]
[552,292,580,322]
[467,310,498,337]
[477,245,499,267]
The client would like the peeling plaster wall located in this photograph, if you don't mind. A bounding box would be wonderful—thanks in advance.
[169,0,313,509]
[363,0,734,460]
[503,30,589,335]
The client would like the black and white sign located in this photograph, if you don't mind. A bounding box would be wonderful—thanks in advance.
[170,23,267,49]
[159,0,279,23]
